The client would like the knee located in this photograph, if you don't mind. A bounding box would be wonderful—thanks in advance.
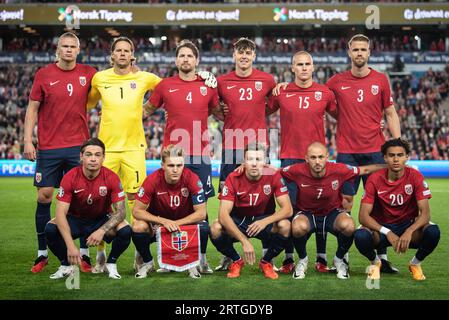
[354,228,373,245]
[210,219,223,239]
[117,225,132,240]
[276,219,291,237]
[37,188,53,203]
[45,222,59,239]
[424,224,440,242]
[132,220,150,234]
[292,218,309,237]
[337,218,355,236]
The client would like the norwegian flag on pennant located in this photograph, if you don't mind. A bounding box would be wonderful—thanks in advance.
[156,224,200,272]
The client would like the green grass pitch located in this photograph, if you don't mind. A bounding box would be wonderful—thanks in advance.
[0,177,448,300]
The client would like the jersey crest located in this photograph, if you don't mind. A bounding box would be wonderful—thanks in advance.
[405,184,413,195]
[130,81,137,90]
[79,76,86,86]
[332,180,339,190]
[371,85,379,95]
[263,184,271,195]
[315,91,322,101]
[181,187,189,198]
[200,86,207,96]
[255,81,262,91]
[99,186,107,197]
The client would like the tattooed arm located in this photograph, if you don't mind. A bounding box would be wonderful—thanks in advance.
[86,200,126,246]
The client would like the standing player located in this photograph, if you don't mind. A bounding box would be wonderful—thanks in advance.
[131,145,208,279]
[24,32,96,273]
[215,37,276,271]
[326,34,401,272]
[145,40,221,273]
[87,37,161,272]
[355,138,440,281]
[45,138,132,280]
[280,142,385,279]
[210,142,292,279]
[268,51,337,274]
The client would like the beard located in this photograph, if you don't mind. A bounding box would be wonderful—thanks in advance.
[353,58,367,68]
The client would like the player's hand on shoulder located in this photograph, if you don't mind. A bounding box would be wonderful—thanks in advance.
[198,70,217,88]
[272,82,288,96]
[23,142,36,161]
[234,164,245,174]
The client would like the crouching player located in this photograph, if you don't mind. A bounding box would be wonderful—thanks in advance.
[131,145,209,279]
[355,138,440,281]
[280,142,385,280]
[210,142,293,279]
[45,138,132,280]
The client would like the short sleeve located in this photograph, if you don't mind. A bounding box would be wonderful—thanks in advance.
[326,89,337,114]
[29,69,44,102]
[413,171,432,201]
[208,88,219,109]
[218,175,236,202]
[145,72,162,92]
[136,176,154,205]
[267,94,280,113]
[57,172,73,203]
[381,74,394,109]
[108,172,126,204]
[361,176,376,205]
[273,171,289,197]
[149,80,164,108]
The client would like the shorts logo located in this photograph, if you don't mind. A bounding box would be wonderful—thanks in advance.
[79,76,86,86]
[181,187,189,198]
[315,91,322,101]
[405,184,413,195]
[332,180,339,190]
[130,81,137,90]
[99,186,107,197]
[138,187,145,198]
[255,81,262,91]
[222,186,228,196]
[263,184,271,195]
[200,86,207,96]
[35,172,42,183]
[371,85,379,95]
[283,166,289,172]
[58,187,64,198]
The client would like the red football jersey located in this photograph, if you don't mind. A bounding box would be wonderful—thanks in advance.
[269,82,336,159]
[29,63,96,150]
[326,68,394,153]
[149,75,219,156]
[281,162,360,216]
[361,167,431,224]
[57,166,125,219]
[219,168,288,217]
[136,167,205,220]
[217,69,276,150]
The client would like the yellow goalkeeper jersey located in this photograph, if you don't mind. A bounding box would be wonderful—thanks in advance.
[88,68,161,151]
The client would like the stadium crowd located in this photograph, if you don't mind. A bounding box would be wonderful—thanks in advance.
[3,34,446,54]
[1,62,448,160]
